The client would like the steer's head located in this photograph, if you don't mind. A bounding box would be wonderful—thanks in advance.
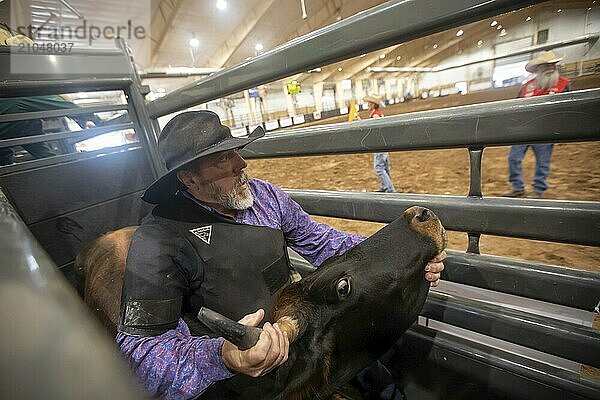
[199,206,446,399]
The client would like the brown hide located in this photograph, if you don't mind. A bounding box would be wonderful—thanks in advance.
[75,226,137,336]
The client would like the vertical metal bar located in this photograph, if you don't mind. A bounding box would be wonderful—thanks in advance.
[150,118,162,140]
[115,38,165,178]
[468,147,483,197]
[467,233,481,254]
[467,147,484,253]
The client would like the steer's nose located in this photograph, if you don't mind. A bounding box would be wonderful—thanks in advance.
[414,207,436,223]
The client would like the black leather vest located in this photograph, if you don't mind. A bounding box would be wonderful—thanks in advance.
[153,193,292,326]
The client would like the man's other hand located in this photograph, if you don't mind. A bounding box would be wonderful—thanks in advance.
[221,309,289,377]
[425,250,446,287]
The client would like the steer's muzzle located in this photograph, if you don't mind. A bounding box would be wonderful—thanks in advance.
[414,207,435,223]
[406,206,446,252]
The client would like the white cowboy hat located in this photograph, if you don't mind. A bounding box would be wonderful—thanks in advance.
[363,94,383,106]
[525,50,563,73]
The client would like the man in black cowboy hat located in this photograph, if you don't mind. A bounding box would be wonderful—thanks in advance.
[116,110,445,399]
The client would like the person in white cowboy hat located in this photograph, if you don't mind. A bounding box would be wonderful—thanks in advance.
[116,110,445,399]
[363,94,396,193]
[502,50,572,198]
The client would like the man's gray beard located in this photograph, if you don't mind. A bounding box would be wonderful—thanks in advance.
[536,69,559,90]
[209,171,254,210]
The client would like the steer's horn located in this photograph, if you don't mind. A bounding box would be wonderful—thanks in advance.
[197,307,262,350]
[274,315,299,343]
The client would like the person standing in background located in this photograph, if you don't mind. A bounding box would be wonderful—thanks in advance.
[364,95,395,193]
[0,28,102,166]
[502,50,572,198]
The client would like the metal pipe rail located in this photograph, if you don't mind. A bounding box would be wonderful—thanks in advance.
[0,142,141,176]
[401,325,600,400]
[0,188,145,400]
[443,251,600,311]
[0,47,125,56]
[421,292,600,368]
[369,33,600,73]
[0,122,134,148]
[148,0,545,118]
[0,78,132,97]
[285,190,600,247]
[0,104,128,123]
[240,89,600,158]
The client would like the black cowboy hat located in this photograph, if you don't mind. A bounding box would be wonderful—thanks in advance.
[142,110,265,204]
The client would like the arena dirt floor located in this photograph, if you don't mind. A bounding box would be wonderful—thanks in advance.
[246,107,600,273]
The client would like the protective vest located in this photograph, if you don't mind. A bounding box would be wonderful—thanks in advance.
[519,76,570,97]
[153,196,292,400]
[153,193,292,328]
[120,193,293,399]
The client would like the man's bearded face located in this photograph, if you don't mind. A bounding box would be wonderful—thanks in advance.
[206,170,254,210]
[535,64,559,90]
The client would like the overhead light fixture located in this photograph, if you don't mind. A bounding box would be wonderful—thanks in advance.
[433,43,438,49]
[255,43,263,51]
[499,29,507,37]
[216,0,227,10]
[477,39,483,46]
[557,8,562,13]
[337,67,343,72]
[359,53,366,57]
[497,24,502,30]
[379,54,386,59]
[526,16,531,22]
[189,37,200,47]
[396,55,402,61]
[456,29,464,37]
[490,20,498,27]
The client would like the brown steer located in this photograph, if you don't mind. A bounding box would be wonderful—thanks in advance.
[76,206,446,399]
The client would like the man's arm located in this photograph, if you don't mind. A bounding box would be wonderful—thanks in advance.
[118,310,288,399]
[268,183,444,284]
[117,320,234,399]
[273,187,364,266]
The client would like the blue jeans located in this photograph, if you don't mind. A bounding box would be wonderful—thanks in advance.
[508,144,553,193]
[374,152,395,192]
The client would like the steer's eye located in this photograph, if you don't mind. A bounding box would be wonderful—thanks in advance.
[336,277,351,298]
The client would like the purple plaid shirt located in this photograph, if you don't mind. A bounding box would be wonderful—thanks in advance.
[117,178,364,399]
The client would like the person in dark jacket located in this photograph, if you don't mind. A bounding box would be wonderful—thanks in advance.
[0,29,103,166]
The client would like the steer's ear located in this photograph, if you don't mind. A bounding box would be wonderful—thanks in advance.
[197,307,262,350]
